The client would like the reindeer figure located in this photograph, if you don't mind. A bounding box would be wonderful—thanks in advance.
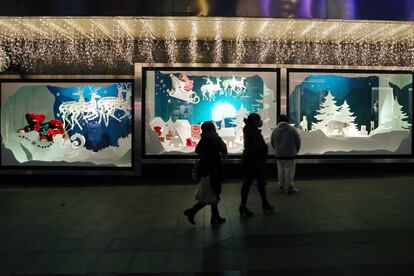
[201,76,222,101]
[58,88,85,130]
[222,76,247,96]
[221,76,235,96]
[201,77,213,101]
[97,83,128,127]
[82,87,102,122]
[118,85,132,120]
[233,77,247,95]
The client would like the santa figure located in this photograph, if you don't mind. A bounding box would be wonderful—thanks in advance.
[179,73,194,92]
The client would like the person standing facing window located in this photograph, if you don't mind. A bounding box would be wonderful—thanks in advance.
[271,114,301,194]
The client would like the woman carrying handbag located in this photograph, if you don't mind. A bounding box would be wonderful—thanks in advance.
[184,121,228,225]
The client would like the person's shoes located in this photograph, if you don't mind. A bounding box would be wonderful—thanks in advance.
[262,203,275,214]
[211,216,226,225]
[277,186,286,193]
[184,209,195,225]
[239,206,254,217]
[287,187,301,195]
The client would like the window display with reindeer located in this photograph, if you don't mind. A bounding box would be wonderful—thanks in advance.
[144,69,278,156]
[1,81,133,167]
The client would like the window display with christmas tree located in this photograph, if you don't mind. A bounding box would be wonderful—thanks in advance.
[289,70,413,156]
[144,68,278,155]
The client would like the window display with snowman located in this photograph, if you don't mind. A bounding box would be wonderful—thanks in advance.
[144,68,278,155]
[289,70,413,155]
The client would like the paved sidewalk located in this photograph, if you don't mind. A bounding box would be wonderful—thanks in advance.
[1,175,414,275]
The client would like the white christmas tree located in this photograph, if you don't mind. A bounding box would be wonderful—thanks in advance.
[233,104,248,128]
[336,100,355,124]
[313,91,340,131]
[233,104,249,143]
[336,100,359,136]
[256,85,277,139]
[392,98,411,130]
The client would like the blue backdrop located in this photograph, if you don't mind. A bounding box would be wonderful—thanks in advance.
[47,83,132,152]
[289,74,412,128]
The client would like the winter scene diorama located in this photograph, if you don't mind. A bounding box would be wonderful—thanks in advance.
[289,73,413,155]
[145,70,277,155]
[1,82,132,166]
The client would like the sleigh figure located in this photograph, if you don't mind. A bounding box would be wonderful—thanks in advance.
[168,74,200,104]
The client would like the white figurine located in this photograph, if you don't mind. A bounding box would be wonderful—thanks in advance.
[360,125,368,136]
[326,120,350,136]
[200,76,222,101]
[299,116,308,132]
[59,88,85,130]
[222,76,247,96]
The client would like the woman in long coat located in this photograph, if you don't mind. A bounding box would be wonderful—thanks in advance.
[184,121,227,225]
[240,113,274,216]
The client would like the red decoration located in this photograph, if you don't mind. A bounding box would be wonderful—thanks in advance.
[42,119,66,141]
[179,73,194,92]
[165,130,174,140]
[153,126,162,136]
[191,125,201,141]
[20,113,46,133]
[186,138,197,147]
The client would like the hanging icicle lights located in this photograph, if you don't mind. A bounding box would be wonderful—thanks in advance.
[0,17,414,72]
[0,46,10,72]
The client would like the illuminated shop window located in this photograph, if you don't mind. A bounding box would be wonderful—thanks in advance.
[1,81,133,167]
[144,68,278,156]
[289,70,413,156]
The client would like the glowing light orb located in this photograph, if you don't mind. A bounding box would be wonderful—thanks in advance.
[212,103,237,122]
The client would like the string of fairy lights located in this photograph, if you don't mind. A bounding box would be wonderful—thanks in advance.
[213,20,223,64]
[234,19,247,64]
[189,21,198,63]
[0,17,413,72]
[0,46,10,72]
[165,19,178,63]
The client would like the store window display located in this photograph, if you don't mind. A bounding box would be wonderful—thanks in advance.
[144,68,278,156]
[1,81,133,167]
[289,71,413,155]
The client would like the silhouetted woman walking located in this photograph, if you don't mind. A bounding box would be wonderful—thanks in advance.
[184,121,227,225]
[240,113,274,216]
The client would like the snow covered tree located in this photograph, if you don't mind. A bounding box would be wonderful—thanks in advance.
[337,100,357,126]
[392,98,411,130]
[233,104,249,143]
[233,103,249,128]
[313,91,340,131]
[337,100,359,135]
[256,86,277,139]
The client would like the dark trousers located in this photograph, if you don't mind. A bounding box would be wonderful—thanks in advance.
[190,202,220,218]
[241,165,269,207]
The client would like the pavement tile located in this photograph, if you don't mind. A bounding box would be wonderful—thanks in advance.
[1,176,414,274]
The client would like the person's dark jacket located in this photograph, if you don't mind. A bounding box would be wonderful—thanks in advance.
[241,124,268,168]
[271,122,301,159]
[195,131,227,194]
